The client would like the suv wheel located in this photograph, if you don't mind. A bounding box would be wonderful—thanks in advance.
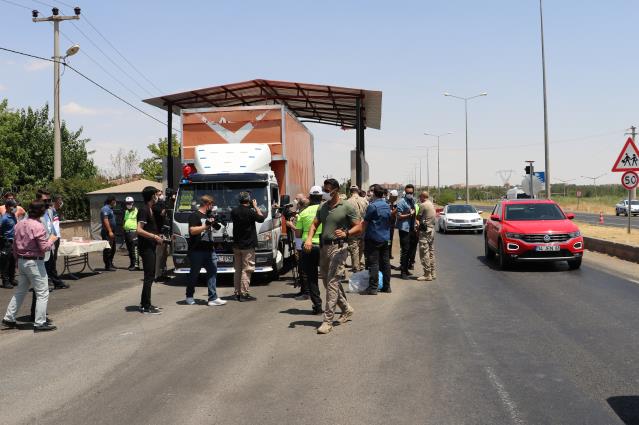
[497,239,511,270]
[568,257,582,270]
[484,236,495,260]
[616,210,620,216]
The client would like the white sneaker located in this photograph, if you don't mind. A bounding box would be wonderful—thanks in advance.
[185,297,196,305]
[208,298,227,306]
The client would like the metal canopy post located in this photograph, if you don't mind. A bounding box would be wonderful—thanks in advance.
[167,102,173,190]
[355,97,363,188]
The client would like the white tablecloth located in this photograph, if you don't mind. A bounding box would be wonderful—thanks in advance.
[58,240,111,257]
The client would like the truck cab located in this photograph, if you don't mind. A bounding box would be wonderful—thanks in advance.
[171,143,289,279]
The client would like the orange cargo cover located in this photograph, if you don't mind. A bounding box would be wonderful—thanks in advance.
[181,105,314,199]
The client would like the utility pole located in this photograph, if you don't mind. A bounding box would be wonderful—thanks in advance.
[539,0,551,199]
[33,7,81,180]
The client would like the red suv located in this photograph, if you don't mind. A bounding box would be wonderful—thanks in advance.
[484,200,584,270]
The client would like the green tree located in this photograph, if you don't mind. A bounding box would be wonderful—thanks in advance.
[0,99,97,188]
[139,134,180,181]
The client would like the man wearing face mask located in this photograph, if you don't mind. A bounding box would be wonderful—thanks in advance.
[123,197,139,271]
[185,195,227,306]
[45,195,68,289]
[396,184,416,279]
[304,178,362,335]
[100,196,118,271]
[136,186,164,314]
[388,189,399,260]
[0,193,26,219]
[153,189,169,280]
[0,199,18,288]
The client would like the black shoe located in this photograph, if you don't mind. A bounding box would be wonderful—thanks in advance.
[2,319,16,328]
[405,270,413,276]
[235,294,242,302]
[34,324,57,332]
[128,266,136,271]
[241,293,257,301]
[380,286,392,293]
[1,284,12,289]
[141,306,162,315]
[150,305,163,310]
[401,273,410,280]
[312,306,323,315]
[359,288,378,295]
[54,283,69,289]
[105,266,117,272]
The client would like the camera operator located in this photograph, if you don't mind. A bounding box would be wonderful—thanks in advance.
[153,189,169,281]
[136,186,164,315]
[231,192,265,301]
[185,195,227,307]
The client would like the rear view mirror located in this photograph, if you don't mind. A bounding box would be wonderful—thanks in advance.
[566,213,575,220]
[477,210,483,215]
[490,214,500,222]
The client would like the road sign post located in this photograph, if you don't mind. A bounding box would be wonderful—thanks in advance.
[621,171,639,234]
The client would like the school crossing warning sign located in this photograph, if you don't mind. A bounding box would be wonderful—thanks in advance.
[612,137,639,172]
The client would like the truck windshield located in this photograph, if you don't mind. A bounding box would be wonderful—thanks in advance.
[176,182,269,214]
[505,203,565,221]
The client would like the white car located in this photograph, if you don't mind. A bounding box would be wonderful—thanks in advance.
[615,199,639,216]
[438,204,484,234]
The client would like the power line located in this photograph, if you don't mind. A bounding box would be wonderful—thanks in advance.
[1,0,31,10]
[0,46,175,130]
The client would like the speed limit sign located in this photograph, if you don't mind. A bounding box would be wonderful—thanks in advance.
[622,171,639,189]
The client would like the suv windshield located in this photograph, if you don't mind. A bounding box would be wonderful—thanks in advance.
[176,182,269,214]
[505,203,565,221]
[447,205,476,214]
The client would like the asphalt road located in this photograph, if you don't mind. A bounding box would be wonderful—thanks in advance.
[1,242,639,424]
[573,211,639,229]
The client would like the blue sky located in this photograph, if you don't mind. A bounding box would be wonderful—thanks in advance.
[1,0,637,188]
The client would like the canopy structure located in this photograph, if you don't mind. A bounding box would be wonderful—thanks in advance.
[143,79,383,188]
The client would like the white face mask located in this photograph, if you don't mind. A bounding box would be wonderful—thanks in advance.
[159,195,166,202]
[210,205,218,213]
[322,191,332,201]
[126,204,133,210]
[152,195,159,204]
[405,193,414,200]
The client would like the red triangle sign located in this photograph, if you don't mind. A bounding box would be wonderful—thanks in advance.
[612,137,639,172]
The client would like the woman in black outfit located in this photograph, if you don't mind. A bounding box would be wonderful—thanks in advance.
[136,186,164,314]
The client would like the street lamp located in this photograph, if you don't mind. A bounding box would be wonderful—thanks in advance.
[444,92,487,203]
[424,131,453,193]
[33,7,81,180]
[539,0,551,199]
[415,145,437,191]
[555,178,575,197]
[581,173,606,197]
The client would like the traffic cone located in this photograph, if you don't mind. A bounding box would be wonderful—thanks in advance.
[599,211,604,225]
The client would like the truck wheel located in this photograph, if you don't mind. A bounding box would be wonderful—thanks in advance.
[484,236,495,260]
[568,257,582,270]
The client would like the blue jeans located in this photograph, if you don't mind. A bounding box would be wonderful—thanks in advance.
[188,250,218,301]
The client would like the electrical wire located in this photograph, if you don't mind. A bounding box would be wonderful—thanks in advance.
[0,0,31,10]
[0,46,176,130]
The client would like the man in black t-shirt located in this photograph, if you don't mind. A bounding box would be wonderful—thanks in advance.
[186,194,227,307]
[136,186,164,314]
[231,192,265,301]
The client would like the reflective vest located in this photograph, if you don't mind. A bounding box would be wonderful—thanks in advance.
[123,207,138,231]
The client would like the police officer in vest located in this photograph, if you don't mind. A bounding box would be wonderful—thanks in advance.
[123,196,139,271]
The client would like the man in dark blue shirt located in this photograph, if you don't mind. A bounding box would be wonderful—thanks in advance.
[358,184,392,295]
[100,196,117,271]
[0,199,18,288]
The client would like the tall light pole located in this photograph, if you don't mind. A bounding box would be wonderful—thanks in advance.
[444,92,487,203]
[33,7,81,180]
[556,178,575,197]
[539,0,551,199]
[581,173,606,197]
[424,131,453,193]
[416,145,437,191]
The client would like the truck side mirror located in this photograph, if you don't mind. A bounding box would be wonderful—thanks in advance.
[280,194,290,206]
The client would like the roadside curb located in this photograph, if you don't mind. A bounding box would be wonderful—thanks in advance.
[584,236,639,263]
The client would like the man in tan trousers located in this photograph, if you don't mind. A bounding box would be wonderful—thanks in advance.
[346,185,368,272]
[416,191,437,281]
[231,192,265,301]
[305,178,362,334]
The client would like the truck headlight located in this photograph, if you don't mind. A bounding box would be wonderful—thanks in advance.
[172,234,189,252]
[257,232,272,250]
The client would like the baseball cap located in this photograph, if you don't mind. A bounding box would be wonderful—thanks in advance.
[390,190,398,197]
[309,185,322,195]
[125,196,134,203]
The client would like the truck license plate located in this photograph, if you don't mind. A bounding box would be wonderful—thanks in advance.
[536,245,560,252]
[218,255,233,263]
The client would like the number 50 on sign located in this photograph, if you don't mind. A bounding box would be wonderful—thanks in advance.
[622,171,639,190]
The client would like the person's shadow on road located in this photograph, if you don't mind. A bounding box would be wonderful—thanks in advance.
[288,320,321,329]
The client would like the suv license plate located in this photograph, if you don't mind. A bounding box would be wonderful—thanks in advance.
[218,255,233,263]
[536,245,560,252]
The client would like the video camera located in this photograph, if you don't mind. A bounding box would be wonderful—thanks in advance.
[160,224,172,245]
[205,208,224,231]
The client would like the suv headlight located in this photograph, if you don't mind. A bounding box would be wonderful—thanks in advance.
[505,233,523,240]
[257,231,272,250]
[568,231,581,238]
